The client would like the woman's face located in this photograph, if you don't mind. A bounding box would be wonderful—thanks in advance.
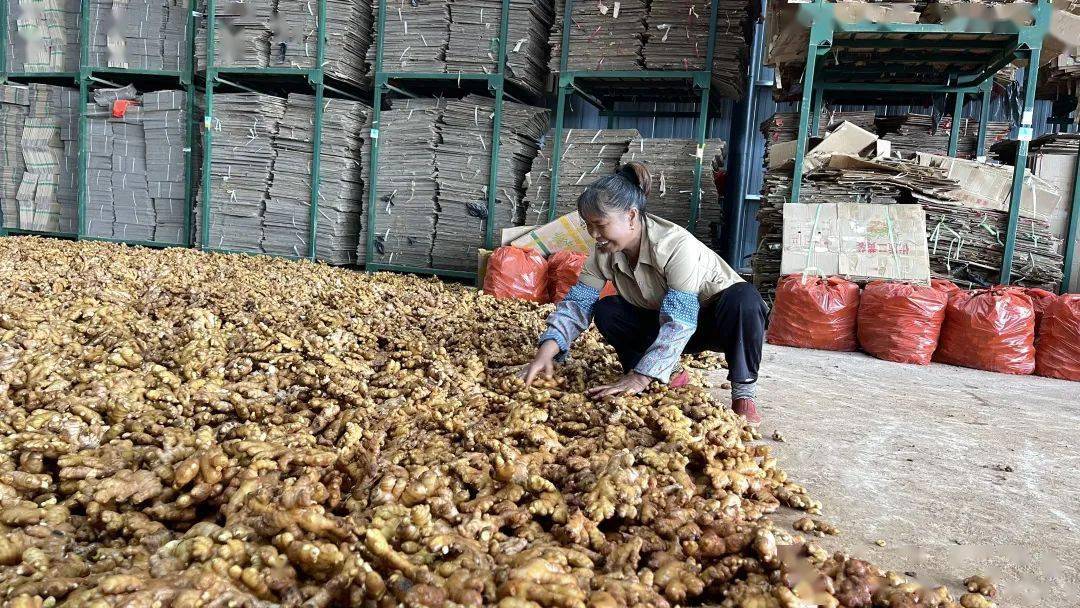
[582,207,639,255]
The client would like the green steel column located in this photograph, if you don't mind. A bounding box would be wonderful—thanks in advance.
[200,0,218,249]
[364,0,388,265]
[75,0,91,238]
[181,0,196,246]
[306,0,327,260]
[0,0,5,233]
[547,82,569,222]
[546,0,573,223]
[810,87,823,136]
[687,0,720,234]
[1001,51,1042,285]
[790,56,819,204]
[482,0,511,250]
[689,77,711,233]
[947,91,964,157]
[975,82,992,161]
[604,109,614,129]
[1061,146,1080,292]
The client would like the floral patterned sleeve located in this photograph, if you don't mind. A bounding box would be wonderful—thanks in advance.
[538,282,600,362]
[633,289,700,383]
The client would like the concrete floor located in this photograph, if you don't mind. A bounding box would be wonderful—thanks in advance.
[730,345,1079,607]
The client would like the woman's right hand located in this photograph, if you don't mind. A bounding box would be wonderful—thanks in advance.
[521,340,562,386]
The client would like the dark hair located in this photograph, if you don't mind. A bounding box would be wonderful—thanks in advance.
[577,161,652,218]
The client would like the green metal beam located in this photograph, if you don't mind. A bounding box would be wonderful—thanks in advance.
[366,263,476,280]
[948,91,964,157]
[90,67,184,78]
[364,0,388,266]
[208,66,314,76]
[80,236,188,249]
[687,0,719,234]
[483,0,511,250]
[817,82,983,94]
[75,0,91,239]
[975,81,992,161]
[1062,148,1080,292]
[5,228,79,238]
[182,2,196,246]
[200,0,218,250]
[567,70,702,80]
[546,0,574,223]
[1001,48,1042,285]
[831,38,1007,51]
[306,0,328,261]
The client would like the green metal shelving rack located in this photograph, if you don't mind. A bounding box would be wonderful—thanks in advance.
[362,0,514,280]
[197,0,347,261]
[545,0,728,232]
[788,0,1056,286]
[0,0,198,247]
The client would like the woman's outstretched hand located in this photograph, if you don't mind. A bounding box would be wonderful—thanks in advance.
[520,340,562,386]
[586,371,652,398]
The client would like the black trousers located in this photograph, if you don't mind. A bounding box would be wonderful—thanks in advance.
[592,282,768,383]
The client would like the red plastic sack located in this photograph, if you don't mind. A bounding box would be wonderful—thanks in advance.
[857,281,949,365]
[483,246,548,302]
[547,250,587,303]
[934,288,1036,375]
[1035,294,1080,381]
[931,279,961,297]
[600,282,617,299]
[767,275,860,351]
[1013,287,1057,332]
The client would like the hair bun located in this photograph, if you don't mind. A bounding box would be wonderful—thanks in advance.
[618,161,652,197]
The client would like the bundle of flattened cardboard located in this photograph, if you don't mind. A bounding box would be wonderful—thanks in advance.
[752,119,1066,300]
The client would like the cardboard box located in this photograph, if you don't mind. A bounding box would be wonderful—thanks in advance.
[1032,153,1076,241]
[917,153,1065,227]
[509,211,595,255]
[781,203,931,283]
[768,122,877,174]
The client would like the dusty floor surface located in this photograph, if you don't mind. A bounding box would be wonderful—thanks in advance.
[713,345,1078,607]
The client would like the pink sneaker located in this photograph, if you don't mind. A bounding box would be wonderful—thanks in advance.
[669,370,690,388]
[732,398,762,425]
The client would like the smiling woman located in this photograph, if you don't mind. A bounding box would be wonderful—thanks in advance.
[521,162,770,424]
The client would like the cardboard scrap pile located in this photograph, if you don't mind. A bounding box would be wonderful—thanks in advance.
[752,118,1066,299]
[875,114,1012,160]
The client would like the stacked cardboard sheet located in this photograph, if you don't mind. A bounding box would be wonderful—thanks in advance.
[525,128,638,224]
[197,92,370,263]
[5,0,81,72]
[196,0,371,85]
[433,94,548,270]
[267,95,369,264]
[85,86,187,243]
[88,0,188,70]
[196,92,286,253]
[621,136,726,252]
[643,0,750,98]
[548,0,647,71]
[875,114,1011,159]
[365,97,443,269]
[0,83,79,233]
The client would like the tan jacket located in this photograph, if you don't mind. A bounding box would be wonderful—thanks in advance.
[577,214,743,308]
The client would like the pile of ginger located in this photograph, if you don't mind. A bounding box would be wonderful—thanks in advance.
[0,237,981,607]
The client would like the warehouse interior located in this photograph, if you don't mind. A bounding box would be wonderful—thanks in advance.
[1,0,1078,606]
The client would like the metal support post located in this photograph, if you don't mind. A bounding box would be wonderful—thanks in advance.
[482,0,511,250]
[1001,47,1042,284]
[687,0,720,234]
[810,87,824,136]
[364,0,388,265]
[975,81,992,161]
[791,56,819,204]
[75,0,91,238]
[200,0,218,250]
[948,91,964,157]
[1062,148,1080,292]
[546,0,574,223]
[181,4,196,247]
[306,0,327,260]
